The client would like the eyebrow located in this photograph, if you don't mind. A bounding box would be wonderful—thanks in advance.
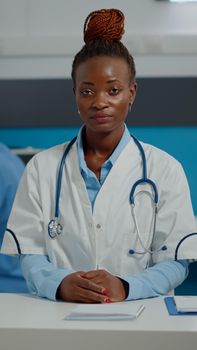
[106,79,120,84]
[81,79,120,85]
[81,82,94,86]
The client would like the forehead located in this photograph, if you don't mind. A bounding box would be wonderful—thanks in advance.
[75,56,130,84]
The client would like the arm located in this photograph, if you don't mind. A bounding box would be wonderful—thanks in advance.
[20,255,114,302]
[83,260,189,301]
[121,259,189,300]
[20,254,74,300]
[0,146,26,291]
[21,254,188,302]
[0,148,24,243]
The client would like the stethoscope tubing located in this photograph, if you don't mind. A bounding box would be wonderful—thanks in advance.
[51,133,159,248]
[6,227,197,261]
[5,133,197,260]
[174,232,197,261]
[55,136,77,218]
[129,135,158,205]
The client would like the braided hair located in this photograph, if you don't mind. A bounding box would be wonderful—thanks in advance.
[71,9,136,87]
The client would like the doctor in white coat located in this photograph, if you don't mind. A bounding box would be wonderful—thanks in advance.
[1,8,196,303]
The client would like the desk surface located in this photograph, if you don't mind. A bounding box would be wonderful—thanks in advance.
[0,294,197,350]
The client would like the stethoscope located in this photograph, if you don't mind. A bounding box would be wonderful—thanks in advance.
[48,136,77,239]
[6,133,197,260]
[47,133,196,258]
[48,133,157,244]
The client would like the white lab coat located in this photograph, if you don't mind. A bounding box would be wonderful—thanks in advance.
[1,139,197,276]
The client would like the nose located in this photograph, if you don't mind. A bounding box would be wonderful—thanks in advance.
[92,92,109,110]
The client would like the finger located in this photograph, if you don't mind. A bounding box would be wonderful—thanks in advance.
[83,270,109,285]
[78,275,112,297]
[76,287,112,304]
[83,269,107,279]
[83,270,112,292]
[83,270,99,278]
[61,274,112,303]
[78,275,105,294]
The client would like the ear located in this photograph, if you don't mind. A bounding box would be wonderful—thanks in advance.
[129,82,137,105]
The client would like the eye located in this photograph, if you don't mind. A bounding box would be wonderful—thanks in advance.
[109,87,120,95]
[80,89,94,96]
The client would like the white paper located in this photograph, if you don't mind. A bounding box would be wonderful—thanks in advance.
[174,296,197,312]
[65,302,145,320]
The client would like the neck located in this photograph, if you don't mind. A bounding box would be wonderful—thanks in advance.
[83,125,125,158]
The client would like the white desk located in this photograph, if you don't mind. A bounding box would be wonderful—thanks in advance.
[0,294,197,350]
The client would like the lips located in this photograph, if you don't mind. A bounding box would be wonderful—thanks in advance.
[91,113,112,123]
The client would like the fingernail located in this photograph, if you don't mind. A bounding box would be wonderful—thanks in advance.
[102,288,110,296]
[104,297,112,303]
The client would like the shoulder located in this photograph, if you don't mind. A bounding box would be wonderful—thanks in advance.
[142,141,182,169]
[0,143,24,169]
[33,142,67,161]
[140,141,186,183]
[26,142,72,173]
[0,143,25,182]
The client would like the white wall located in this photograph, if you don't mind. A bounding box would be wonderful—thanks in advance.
[0,0,197,78]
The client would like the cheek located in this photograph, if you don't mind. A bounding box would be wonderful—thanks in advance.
[77,101,88,114]
[113,97,129,111]
[76,96,86,110]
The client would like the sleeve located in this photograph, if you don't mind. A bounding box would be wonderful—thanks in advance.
[0,148,27,287]
[1,157,46,255]
[20,254,74,301]
[21,256,189,302]
[120,259,189,300]
[151,160,197,262]
[0,151,24,244]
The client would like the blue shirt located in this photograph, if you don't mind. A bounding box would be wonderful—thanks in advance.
[0,143,28,292]
[77,125,131,208]
[20,127,189,300]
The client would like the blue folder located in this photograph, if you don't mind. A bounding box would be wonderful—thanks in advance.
[164,296,197,316]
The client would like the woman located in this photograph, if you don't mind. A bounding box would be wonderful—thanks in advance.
[1,9,196,303]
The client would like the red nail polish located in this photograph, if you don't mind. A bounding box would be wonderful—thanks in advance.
[102,288,110,296]
[104,297,112,303]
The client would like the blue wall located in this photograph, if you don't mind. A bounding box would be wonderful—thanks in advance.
[0,126,196,214]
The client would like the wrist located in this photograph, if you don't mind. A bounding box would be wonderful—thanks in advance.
[117,277,129,299]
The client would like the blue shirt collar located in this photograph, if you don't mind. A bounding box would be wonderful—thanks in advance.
[77,125,131,175]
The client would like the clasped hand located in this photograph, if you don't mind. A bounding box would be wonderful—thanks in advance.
[57,269,128,303]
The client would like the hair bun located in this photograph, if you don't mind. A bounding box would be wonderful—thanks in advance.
[84,8,125,44]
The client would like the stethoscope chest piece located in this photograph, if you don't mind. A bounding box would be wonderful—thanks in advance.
[48,218,63,239]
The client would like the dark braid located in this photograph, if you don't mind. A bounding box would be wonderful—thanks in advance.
[71,8,136,87]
